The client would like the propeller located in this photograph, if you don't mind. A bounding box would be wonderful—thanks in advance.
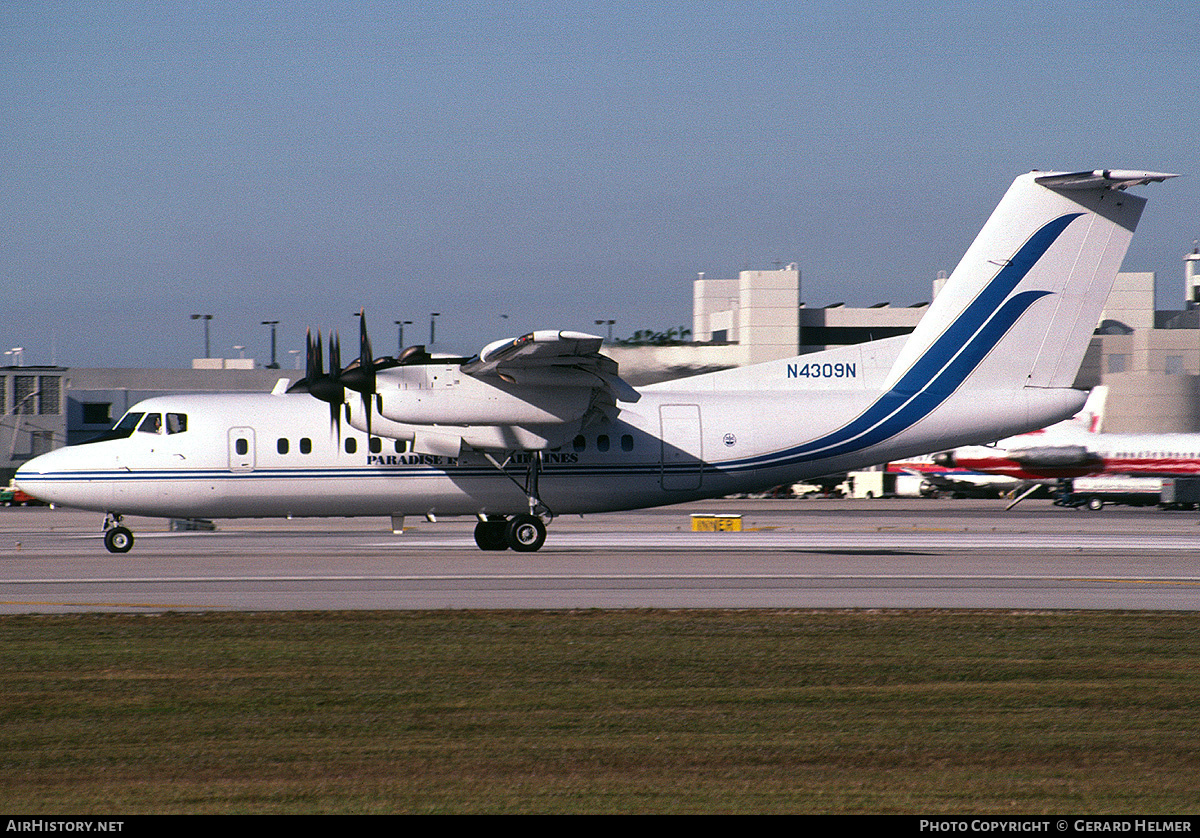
[339,310,379,437]
[285,329,345,437]
[288,310,407,439]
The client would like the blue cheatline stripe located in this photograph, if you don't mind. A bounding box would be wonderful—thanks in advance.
[16,463,676,484]
[890,213,1080,397]
[16,466,676,491]
[799,290,1051,463]
[719,212,1082,471]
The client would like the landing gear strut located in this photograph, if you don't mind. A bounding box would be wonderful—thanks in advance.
[103,513,134,554]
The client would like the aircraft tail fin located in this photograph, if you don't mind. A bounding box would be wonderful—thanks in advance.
[1069,384,1107,433]
[882,170,1176,395]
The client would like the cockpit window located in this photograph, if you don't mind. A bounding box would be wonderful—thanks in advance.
[166,413,187,434]
[78,411,148,445]
[137,413,163,434]
[114,412,145,433]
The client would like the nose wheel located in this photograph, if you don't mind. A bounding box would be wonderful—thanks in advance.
[103,514,134,553]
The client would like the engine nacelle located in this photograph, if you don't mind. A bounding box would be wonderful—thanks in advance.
[377,376,591,426]
[1007,445,1100,468]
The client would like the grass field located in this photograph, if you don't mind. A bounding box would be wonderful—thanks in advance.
[2,609,1198,814]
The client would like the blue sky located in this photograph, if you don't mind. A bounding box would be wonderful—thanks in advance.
[3,1,1198,367]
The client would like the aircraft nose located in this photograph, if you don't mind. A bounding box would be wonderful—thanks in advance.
[13,444,119,513]
[14,447,76,506]
[14,451,52,498]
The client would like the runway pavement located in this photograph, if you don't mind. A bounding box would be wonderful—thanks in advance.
[1,498,1199,612]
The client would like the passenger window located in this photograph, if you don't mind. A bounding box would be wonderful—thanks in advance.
[573,435,586,452]
[137,413,163,434]
[394,440,408,453]
[235,438,249,456]
[621,434,634,452]
[597,434,610,452]
[166,413,187,434]
[345,438,357,454]
[299,438,312,455]
[369,437,382,454]
[277,438,289,455]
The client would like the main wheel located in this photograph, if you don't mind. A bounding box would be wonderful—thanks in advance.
[474,519,509,551]
[505,514,546,552]
[1087,497,1104,511]
[104,526,134,554]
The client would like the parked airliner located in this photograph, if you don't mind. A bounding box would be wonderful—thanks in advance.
[940,386,1200,484]
[15,170,1175,552]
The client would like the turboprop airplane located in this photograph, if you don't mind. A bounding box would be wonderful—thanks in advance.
[15,169,1175,552]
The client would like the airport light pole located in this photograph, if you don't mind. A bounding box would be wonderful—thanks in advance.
[430,312,440,345]
[395,320,413,353]
[261,321,280,368]
[595,319,616,341]
[191,314,213,358]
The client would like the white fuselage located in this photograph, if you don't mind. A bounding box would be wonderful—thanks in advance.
[15,368,1085,522]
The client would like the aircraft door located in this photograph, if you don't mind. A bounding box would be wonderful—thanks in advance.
[659,404,702,490]
[228,427,256,472]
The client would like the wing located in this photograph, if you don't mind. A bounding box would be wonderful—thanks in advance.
[357,330,641,456]
[462,330,640,406]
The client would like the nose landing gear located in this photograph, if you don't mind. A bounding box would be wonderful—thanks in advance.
[103,513,134,553]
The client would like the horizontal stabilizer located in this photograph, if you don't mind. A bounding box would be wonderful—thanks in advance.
[1034,170,1178,190]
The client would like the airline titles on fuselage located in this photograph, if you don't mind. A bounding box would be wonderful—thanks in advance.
[364,451,583,467]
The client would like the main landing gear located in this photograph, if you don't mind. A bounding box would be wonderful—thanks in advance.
[473,449,553,552]
[473,513,548,552]
[103,513,134,553]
